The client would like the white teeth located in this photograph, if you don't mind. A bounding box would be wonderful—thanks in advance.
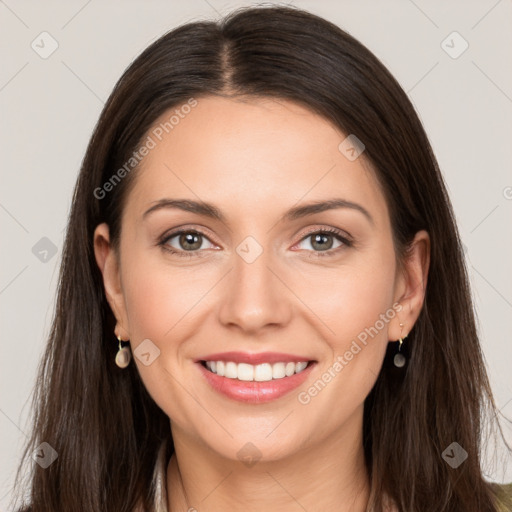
[237,363,254,381]
[204,360,311,381]
[285,362,296,377]
[254,363,273,381]
[295,361,308,373]
[225,361,237,378]
[272,362,286,379]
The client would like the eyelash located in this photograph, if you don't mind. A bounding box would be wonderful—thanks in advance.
[158,227,353,259]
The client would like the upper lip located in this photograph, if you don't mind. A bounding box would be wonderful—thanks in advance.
[196,352,316,365]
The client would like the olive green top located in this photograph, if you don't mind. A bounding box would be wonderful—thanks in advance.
[494,482,512,511]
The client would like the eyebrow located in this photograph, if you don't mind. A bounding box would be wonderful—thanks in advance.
[142,198,374,225]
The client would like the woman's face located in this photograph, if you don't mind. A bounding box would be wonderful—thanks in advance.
[95,95,428,462]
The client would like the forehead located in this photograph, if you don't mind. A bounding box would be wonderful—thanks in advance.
[124,95,389,227]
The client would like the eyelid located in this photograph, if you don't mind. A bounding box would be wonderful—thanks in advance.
[295,225,353,244]
[290,226,353,257]
[159,224,220,246]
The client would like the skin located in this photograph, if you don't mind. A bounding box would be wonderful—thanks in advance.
[94,96,430,512]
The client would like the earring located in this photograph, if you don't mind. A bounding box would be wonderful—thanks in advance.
[393,323,407,368]
[115,335,132,369]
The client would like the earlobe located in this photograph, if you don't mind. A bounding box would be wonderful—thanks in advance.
[93,223,130,339]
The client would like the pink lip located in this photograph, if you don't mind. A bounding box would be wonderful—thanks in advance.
[195,351,315,365]
[196,360,317,404]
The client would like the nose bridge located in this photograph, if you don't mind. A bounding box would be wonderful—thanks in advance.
[218,234,291,332]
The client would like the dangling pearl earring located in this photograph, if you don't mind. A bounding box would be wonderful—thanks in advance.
[115,335,132,368]
[393,323,407,368]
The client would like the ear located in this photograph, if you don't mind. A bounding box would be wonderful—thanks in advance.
[93,223,130,340]
[389,230,430,341]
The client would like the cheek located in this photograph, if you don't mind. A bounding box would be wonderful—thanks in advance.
[120,245,210,342]
[294,260,397,424]
[118,248,211,423]
[293,257,397,346]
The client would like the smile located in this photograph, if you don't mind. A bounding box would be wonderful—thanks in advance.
[203,360,310,381]
[197,360,317,403]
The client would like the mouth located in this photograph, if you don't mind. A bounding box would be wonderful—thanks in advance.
[196,358,317,403]
[199,359,314,381]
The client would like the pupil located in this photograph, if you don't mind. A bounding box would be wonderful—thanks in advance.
[181,233,201,250]
[312,233,333,251]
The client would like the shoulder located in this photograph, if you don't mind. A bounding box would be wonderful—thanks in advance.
[383,483,512,511]
[490,482,512,511]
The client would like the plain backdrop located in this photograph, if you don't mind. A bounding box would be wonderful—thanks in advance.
[1,0,511,508]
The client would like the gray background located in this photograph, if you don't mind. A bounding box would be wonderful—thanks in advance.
[1,0,511,508]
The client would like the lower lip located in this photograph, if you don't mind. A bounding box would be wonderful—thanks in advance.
[197,361,316,404]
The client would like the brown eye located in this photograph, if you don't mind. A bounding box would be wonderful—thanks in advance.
[293,228,353,258]
[161,230,216,256]
[309,233,336,251]
[176,232,203,251]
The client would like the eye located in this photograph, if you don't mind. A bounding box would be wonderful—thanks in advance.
[158,226,352,259]
[159,229,216,257]
[294,228,352,258]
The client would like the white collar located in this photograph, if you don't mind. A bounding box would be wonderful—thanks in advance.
[152,438,170,511]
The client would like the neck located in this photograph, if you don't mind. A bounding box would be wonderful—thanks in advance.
[166,408,371,512]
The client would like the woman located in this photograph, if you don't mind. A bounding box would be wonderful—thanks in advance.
[11,5,512,511]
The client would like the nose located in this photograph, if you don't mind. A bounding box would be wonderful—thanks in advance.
[218,240,293,334]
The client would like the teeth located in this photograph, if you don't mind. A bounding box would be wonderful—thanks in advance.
[204,361,310,381]
[285,362,295,377]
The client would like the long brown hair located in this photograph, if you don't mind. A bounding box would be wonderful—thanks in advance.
[11,5,511,511]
